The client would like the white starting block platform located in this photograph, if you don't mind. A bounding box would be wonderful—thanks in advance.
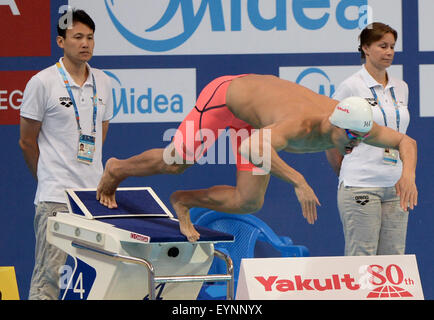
[47,187,234,300]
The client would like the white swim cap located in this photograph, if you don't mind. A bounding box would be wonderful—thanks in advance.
[329,96,373,133]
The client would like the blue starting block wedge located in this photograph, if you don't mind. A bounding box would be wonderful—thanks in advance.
[47,187,234,300]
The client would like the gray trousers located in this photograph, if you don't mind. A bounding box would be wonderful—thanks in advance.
[28,202,68,300]
[338,184,409,256]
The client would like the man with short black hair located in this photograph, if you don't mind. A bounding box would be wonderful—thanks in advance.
[19,9,113,299]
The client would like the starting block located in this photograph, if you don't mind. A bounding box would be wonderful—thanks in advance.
[46,187,234,300]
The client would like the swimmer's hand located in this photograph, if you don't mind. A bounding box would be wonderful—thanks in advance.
[96,158,120,209]
[294,181,320,224]
[395,174,418,212]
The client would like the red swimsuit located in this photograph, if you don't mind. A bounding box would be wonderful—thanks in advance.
[173,74,257,171]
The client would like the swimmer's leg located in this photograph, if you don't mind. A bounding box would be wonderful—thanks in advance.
[97,143,192,208]
[170,170,271,242]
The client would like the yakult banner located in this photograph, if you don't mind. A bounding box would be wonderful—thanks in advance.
[68,0,402,55]
[236,255,424,300]
[104,68,196,123]
[279,65,403,98]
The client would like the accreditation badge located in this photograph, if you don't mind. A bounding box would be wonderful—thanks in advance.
[77,134,95,164]
[383,148,398,165]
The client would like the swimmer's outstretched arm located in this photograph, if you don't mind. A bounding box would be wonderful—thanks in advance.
[364,123,418,211]
[239,125,320,224]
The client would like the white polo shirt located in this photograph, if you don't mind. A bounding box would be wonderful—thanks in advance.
[20,58,113,204]
[332,65,410,187]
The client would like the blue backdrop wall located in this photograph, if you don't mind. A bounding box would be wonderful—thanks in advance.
[1,0,433,299]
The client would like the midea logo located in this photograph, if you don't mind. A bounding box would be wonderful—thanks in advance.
[104,71,184,119]
[295,68,335,97]
[105,0,370,52]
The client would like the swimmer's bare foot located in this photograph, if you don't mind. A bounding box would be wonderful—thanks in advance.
[97,157,122,208]
[170,192,200,242]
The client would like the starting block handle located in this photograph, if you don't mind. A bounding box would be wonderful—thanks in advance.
[214,249,234,300]
[71,242,234,300]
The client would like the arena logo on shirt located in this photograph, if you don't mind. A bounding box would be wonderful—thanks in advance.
[67,0,396,55]
[104,68,196,123]
[0,70,38,125]
[0,0,50,56]
[59,97,73,108]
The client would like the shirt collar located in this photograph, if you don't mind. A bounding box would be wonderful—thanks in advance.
[57,57,93,88]
[360,64,396,90]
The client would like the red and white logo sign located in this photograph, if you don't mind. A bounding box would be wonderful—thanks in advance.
[130,232,150,243]
[0,70,38,125]
[236,255,424,300]
[0,0,50,56]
